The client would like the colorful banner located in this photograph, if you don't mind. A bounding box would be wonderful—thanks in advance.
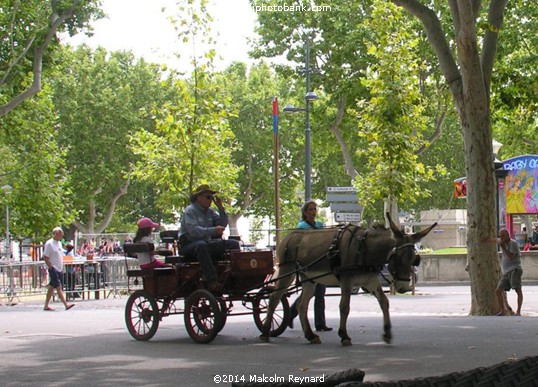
[453,177,467,199]
[272,97,279,134]
[503,155,538,214]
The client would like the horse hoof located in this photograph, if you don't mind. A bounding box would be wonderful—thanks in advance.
[259,335,270,343]
[310,337,322,344]
[341,339,352,346]
[382,334,392,344]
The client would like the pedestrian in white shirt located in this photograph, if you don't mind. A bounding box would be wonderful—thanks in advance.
[43,227,75,311]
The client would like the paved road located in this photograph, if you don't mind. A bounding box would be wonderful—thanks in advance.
[1,285,537,386]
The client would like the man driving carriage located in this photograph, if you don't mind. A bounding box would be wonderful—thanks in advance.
[178,184,240,291]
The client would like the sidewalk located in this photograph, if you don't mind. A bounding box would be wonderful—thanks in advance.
[1,285,537,386]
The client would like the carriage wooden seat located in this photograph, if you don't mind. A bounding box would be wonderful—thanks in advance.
[123,242,153,257]
[154,249,174,256]
[123,242,175,276]
[160,229,179,244]
[165,255,183,264]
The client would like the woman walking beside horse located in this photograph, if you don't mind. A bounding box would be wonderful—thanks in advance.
[288,201,332,332]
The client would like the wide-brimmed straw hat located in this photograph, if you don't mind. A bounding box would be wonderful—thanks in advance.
[190,184,217,200]
[137,217,159,229]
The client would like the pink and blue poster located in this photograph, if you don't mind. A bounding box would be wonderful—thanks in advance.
[503,155,538,214]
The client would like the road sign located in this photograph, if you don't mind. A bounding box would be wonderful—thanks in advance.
[330,203,363,212]
[335,212,362,222]
[327,186,356,193]
[326,193,358,202]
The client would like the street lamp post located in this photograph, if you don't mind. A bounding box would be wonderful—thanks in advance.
[492,140,507,232]
[283,39,318,201]
[1,184,12,260]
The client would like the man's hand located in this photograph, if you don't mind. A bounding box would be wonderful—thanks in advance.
[215,226,225,237]
[213,195,223,208]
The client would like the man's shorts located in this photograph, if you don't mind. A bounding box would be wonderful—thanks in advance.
[497,267,523,291]
[48,267,64,288]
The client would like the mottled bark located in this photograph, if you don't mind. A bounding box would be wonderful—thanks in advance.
[393,0,508,314]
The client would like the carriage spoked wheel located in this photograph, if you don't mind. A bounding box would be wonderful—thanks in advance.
[215,298,228,333]
[252,287,290,337]
[184,289,224,344]
[125,290,160,341]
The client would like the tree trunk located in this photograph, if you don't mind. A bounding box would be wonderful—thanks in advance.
[72,178,131,235]
[458,97,500,315]
[392,0,508,315]
[384,196,400,228]
[229,214,240,237]
[328,96,357,179]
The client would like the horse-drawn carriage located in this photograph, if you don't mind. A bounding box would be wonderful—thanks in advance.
[123,232,290,344]
[123,213,437,346]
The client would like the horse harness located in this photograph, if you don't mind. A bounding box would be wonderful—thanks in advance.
[290,225,378,284]
[278,225,416,289]
[330,225,381,280]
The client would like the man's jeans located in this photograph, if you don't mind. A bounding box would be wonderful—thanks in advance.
[179,239,240,282]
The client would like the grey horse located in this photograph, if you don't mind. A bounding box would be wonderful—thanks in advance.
[260,213,437,345]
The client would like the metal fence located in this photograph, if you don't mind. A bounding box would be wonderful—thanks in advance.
[0,256,140,304]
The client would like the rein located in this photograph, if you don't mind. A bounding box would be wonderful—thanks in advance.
[272,227,417,290]
[387,242,417,282]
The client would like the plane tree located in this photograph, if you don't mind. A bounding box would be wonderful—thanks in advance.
[0,89,67,240]
[390,0,528,314]
[250,0,454,222]
[52,45,168,234]
[0,0,103,117]
[218,62,306,234]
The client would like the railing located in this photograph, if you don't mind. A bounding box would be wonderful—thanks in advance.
[0,256,141,304]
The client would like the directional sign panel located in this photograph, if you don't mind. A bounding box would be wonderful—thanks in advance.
[326,193,358,202]
[327,186,356,193]
[335,212,362,222]
[330,203,363,212]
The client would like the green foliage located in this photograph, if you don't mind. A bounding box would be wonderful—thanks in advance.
[491,0,538,158]
[250,0,376,204]
[51,45,167,232]
[0,1,104,238]
[0,86,67,240]
[130,65,239,213]
[0,0,104,113]
[354,3,442,214]
[218,62,304,225]
[250,0,457,217]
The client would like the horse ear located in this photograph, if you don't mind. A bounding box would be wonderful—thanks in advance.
[386,212,404,238]
[412,222,438,241]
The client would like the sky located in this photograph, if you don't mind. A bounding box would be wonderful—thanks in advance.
[65,0,258,71]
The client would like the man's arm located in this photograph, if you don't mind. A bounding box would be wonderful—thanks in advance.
[213,196,229,228]
[183,207,217,239]
[43,255,52,268]
[500,241,518,260]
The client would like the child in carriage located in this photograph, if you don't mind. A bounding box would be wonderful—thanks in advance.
[133,217,168,269]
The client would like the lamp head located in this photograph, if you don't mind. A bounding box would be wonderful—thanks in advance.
[1,185,12,195]
[283,104,304,113]
[492,139,503,158]
[305,91,319,101]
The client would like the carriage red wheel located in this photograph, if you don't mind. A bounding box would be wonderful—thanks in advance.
[125,290,160,341]
[252,287,290,337]
[184,289,223,344]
